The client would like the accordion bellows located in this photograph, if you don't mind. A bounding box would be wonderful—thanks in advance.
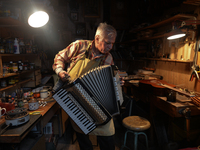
[53,65,123,134]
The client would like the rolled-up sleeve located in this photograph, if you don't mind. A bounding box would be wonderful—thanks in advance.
[52,40,87,75]
[52,42,78,74]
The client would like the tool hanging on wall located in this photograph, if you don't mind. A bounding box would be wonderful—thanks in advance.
[189,28,200,81]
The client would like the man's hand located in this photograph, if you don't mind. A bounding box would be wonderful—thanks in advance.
[120,76,125,86]
[58,71,71,82]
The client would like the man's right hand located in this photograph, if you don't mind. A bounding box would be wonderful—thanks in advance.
[58,71,71,82]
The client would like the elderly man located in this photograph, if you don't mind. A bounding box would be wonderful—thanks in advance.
[53,22,119,150]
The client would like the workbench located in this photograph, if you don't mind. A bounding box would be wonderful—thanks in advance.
[0,99,61,143]
[123,80,200,147]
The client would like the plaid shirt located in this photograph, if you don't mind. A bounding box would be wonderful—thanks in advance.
[52,40,114,75]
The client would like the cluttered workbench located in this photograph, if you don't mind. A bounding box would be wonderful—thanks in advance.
[0,98,60,143]
[123,76,200,147]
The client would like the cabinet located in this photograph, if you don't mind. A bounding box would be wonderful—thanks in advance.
[0,17,42,91]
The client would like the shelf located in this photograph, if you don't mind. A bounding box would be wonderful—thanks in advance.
[0,54,38,56]
[130,14,197,33]
[0,78,32,91]
[122,34,165,44]
[0,17,26,27]
[0,69,37,79]
[142,58,193,63]
[122,28,196,44]
[114,59,143,61]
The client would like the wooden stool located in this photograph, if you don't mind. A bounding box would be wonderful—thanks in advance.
[121,116,151,150]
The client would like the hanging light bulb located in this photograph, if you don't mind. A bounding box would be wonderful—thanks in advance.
[28,11,49,28]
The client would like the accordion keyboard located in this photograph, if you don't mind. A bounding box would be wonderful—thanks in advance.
[53,88,96,134]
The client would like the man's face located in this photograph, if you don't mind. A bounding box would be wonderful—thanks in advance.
[96,35,116,54]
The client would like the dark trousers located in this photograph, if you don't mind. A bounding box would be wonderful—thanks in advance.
[76,132,115,150]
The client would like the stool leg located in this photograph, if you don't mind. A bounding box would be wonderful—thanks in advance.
[121,130,133,150]
[139,132,149,150]
[123,130,128,146]
[134,132,138,150]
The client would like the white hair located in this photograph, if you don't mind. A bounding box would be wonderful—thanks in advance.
[95,23,117,40]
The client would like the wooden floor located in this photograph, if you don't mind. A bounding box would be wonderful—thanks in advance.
[55,116,152,150]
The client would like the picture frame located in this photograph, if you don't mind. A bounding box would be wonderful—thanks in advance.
[84,0,100,18]
[70,12,78,21]
[76,23,86,36]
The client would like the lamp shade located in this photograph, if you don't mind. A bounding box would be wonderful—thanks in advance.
[167,29,186,40]
[28,11,49,28]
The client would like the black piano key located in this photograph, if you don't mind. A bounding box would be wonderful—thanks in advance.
[83,120,88,125]
[60,92,68,99]
[63,97,69,102]
[67,102,73,107]
[78,114,84,119]
[77,113,83,119]
[85,121,90,126]
[64,99,70,104]
[70,105,76,110]
[73,108,79,113]
[88,125,95,131]
[80,116,86,122]
[68,103,74,109]
[56,89,64,96]
[87,123,94,130]
[74,110,80,115]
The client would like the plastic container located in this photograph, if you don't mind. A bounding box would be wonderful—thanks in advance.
[13,62,18,72]
[14,38,19,54]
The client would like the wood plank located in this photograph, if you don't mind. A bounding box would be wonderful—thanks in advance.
[0,78,32,91]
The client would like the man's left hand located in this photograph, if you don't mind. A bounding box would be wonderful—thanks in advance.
[120,76,125,86]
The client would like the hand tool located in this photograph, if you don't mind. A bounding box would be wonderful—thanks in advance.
[190,30,200,81]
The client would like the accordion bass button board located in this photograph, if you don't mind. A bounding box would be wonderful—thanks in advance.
[53,65,124,134]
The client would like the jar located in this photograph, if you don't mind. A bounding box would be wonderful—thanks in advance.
[9,61,13,73]
[23,60,29,70]
[15,76,19,83]
[19,39,25,54]
[28,98,39,110]
[8,77,15,85]
[3,63,8,74]
[13,62,18,72]
[0,45,4,53]
[1,79,7,87]
[30,63,35,70]
[18,60,23,72]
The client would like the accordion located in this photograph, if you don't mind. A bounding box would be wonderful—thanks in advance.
[53,65,123,134]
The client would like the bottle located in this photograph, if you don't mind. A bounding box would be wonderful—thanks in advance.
[19,38,25,54]
[18,60,23,72]
[0,38,4,53]
[7,39,13,53]
[14,38,20,54]
[9,61,13,73]
[12,62,18,72]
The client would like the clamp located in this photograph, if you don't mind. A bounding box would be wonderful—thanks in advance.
[190,67,200,81]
